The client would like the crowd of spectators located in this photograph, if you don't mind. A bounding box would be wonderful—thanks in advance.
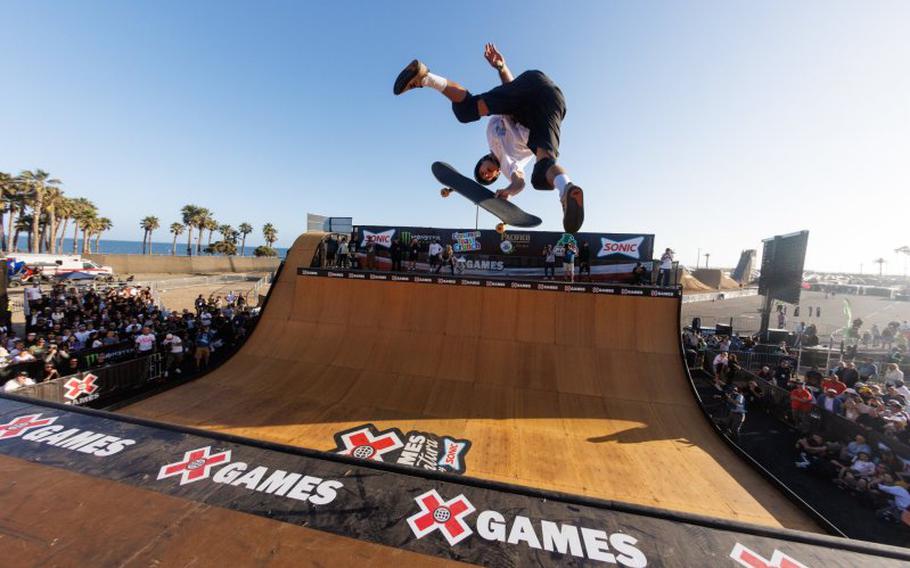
[687,325,910,529]
[2,282,259,393]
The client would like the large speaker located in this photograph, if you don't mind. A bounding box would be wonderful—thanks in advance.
[715,323,733,337]
[763,328,792,345]
[759,231,809,305]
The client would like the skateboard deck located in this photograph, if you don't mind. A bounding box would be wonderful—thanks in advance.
[432,161,542,229]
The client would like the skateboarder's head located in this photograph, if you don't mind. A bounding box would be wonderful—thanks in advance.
[473,153,500,186]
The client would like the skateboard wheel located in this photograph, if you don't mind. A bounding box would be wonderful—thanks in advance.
[495,223,506,234]
[440,188,452,198]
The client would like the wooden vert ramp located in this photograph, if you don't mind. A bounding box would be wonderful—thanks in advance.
[122,233,819,532]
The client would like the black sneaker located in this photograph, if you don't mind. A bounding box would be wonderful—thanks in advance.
[562,184,584,233]
[393,59,428,95]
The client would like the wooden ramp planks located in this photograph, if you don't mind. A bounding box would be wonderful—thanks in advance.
[122,232,820,533]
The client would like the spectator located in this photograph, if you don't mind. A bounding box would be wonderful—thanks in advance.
[712,352,729,380]
[577,241,591,281]
[135,326,156,354]
[563,240,577,283]
[841,362,860,388]
[838,435,871,463]
[542,245,556,280]
[873,481,910,522]
[195,328,212,370]
[817,388,844,415]
[658,248,673,286]
[409,237,422,271]
[756,365,773,382]
[857,358,879,381]
[42,362,60,382]
[884,363,905,387]
[821,373,847,396]
[795,433,831,469]
[725,386,747,440]
[163,333,185,376]
[194,294,206,316]
[774,359,794,390]
[632,262,648,285]
[427,239,442,273]
[789,380,814,426]
[388,238,401,272]
[337,236,351,269]
[3,371,35,392]
[436,244,456,275]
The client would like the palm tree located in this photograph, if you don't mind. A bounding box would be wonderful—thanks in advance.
[169,222,185,256]
[18,169,62,253]
[194,208,211,255]
[93,217,112,253]
[53,196,76,253]
[139,216,160,255]
[13,214,31,252]
[180,204,201,256]
[70,198,96,254]
[0,172,16,251]
[41,186,65,253]
[204,216,218,251]
[218,224,233,242]
[238,222,253,256]
[262,223,278,249]
[895,246,910,278]
[3,174,27,253]
[874,257,886,277]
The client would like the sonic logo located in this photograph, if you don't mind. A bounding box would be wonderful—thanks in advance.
[598,237,644,259]
[63,373,99,401]
[407,490,476,545]
[361,229,395,248]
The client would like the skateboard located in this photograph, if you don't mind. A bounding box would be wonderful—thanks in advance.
[432,161,542,234]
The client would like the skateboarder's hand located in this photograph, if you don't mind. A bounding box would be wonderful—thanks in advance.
[484,43,505,70]
[494,189,512,200]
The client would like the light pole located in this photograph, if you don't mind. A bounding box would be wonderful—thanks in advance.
[704,253,711,268]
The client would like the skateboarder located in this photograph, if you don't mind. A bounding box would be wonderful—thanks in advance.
[394,43,585,233]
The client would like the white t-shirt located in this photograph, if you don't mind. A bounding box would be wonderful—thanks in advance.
[4,378,35,392]
[428,242,443,257]
[165,336,184,354]
[135,333,156,352]
[486,115,533,180]
[26,287,42,301]
[660,252,674,270]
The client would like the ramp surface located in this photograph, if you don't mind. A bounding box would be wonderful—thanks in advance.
[123,233,818,532]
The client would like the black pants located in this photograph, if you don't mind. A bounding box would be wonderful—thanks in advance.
[455,70,566,156]
[391,256,402,272]
[544,262,555,278]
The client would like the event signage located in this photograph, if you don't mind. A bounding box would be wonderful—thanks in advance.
[0,397,903,567]
[350,226,655,281]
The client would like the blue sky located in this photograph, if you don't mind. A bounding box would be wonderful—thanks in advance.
[1,1,908,272]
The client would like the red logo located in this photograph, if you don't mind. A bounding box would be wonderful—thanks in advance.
[0,413,57,440]
[64,373,99,401]
[361,229,395,249]
[407,489,475,545]
[730,543,808,568]
[335,425,404,462]
[597,237,644,259]
[157,446,232,485]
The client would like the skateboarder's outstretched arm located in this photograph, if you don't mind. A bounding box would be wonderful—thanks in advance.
[495,171,525,200]
[484,43,513,84]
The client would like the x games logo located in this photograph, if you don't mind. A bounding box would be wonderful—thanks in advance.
[64,373,99,401]
[407,490,476,545]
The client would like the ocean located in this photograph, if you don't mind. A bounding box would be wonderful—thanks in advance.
[7,238,289,258]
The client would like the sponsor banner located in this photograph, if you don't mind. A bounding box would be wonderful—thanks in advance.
[296,268,681,298]
[0,397,903,567]
[351,226,654,282]
[332,423,471,474]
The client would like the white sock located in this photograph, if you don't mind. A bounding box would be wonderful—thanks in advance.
[421,72,447,92]
[554,173,572,199]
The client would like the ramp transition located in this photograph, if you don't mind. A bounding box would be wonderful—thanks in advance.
[122,233,813,531]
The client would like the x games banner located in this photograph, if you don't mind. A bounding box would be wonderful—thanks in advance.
[350,226,655,282]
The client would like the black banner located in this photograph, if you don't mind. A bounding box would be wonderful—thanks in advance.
[298,268,681,298]
[0,397,904,567]
[346,225,655,282]
[14,355,159,408]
